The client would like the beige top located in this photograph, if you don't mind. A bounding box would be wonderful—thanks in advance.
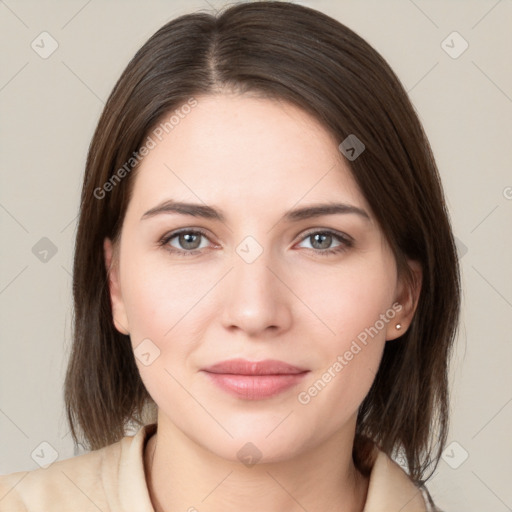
[0,424,436,511]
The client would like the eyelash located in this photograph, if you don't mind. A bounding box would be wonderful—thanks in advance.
[158,228,354,257]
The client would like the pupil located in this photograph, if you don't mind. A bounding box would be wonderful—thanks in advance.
[181,233,200,249]
[313,233,331,249]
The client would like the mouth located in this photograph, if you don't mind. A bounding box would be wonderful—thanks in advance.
[201,358,310,400]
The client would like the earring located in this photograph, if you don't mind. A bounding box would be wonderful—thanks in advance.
[395,323,402,330]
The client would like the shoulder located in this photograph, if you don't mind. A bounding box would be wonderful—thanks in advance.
[0,441,123,512]
[357,437,434,512]
[0,424,155,512]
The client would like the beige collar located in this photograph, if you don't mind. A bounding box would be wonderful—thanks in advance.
[120,423,427,512]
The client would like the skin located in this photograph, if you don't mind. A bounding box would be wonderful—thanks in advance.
[104,93,421,512]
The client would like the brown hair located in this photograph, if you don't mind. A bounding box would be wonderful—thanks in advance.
[65,0,460,484]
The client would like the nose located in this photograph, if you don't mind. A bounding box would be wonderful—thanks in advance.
[220,242,293,338]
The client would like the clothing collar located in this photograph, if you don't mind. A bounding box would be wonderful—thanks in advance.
[120,423,427,512]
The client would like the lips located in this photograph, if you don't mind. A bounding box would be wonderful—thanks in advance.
[201,358,310,400]
[203,358,308,375]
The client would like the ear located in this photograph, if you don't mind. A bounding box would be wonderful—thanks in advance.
[386,259,422,341]
[104,238,130,335]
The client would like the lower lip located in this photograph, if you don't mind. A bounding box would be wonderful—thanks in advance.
[203,372,309,400]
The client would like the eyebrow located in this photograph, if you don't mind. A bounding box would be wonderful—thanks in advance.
[140,200,370,223]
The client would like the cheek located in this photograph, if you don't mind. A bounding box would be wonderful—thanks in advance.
[301,253,396,348]
[120,251,212,340]
[295,255,395,409]
[118,253,211,412]
[118,250,223,397]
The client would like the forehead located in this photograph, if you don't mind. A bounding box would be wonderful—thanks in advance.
[128,93,369,217]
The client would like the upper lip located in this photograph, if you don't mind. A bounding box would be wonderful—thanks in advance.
[202,358,309,375]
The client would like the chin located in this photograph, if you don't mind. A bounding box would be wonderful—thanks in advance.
[210,438,302,466]
[195,423,310,465]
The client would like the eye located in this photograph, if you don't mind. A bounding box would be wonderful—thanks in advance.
[296,230,353,256]
[159,228,213,256]
[158,228,353,257]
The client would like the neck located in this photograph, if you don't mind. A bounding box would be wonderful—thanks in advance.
[143,413,369,512]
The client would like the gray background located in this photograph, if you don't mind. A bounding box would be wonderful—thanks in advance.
[1,0,511,510]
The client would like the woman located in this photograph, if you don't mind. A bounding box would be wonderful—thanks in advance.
[0,1,460,511]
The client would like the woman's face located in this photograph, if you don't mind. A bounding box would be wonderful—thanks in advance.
[105,93,418,463]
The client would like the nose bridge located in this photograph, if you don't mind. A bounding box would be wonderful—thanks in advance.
[232,234,280,301]
[220,233,291,334]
